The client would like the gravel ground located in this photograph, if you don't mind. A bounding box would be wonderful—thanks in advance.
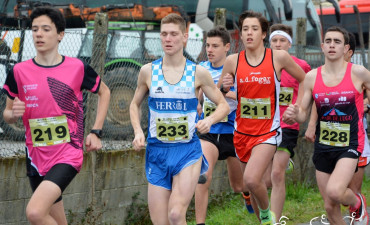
[0,140,133,158]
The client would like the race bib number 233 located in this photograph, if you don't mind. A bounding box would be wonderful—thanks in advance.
[156,116,189,141]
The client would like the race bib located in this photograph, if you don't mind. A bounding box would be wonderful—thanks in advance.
[156,116,189,141]
[240,97,271,119]
[29,115,70,147]
[203,99,228,122]
[319,121,350,147]
[279,87,293,106]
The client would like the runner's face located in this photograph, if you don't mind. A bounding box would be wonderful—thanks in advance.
[160,23,188,56]
[32,15,64,54]
[206,36,230,66]
[321,31,349,60]
[240,18,266,49]
[270,35,291,51]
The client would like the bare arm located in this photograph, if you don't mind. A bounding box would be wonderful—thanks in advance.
[3,97,25,124]
[305,103,317,143]
[275,50,305,83]
[91,82,110,130]
[130,64,150,151]
[225,91,236,100]
[295,79,305,105]
[356,65,370,93]
[85,81,111,151]
[283,69,316,124]
[274,50,306,106]
[365,89,370,115]
[196,65,229,133]
[217,54,238,91]
[197,88,204,116]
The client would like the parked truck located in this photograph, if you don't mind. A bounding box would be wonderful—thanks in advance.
[0,0,340,140]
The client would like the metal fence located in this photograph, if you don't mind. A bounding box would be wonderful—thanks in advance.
[0,26,368,153]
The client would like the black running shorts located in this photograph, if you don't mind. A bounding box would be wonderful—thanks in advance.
[312,149,360,174]
[28,163,78,203]
[198,133,236,160]
[278,128,299,158]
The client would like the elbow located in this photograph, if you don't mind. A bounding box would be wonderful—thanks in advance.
[223,103,230,116]
[105,88,111,101]
[3,111,15,124]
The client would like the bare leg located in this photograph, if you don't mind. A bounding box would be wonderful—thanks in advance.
[348,167,365,194]
[49,200,68,225]
[26,180,62,225]
[226,156,244,193]
[195,141,219,224]
[148,184,171,225]
[244,144,275,212]
[316,158,357,225]
[270,150,290,220]
[168,158,202,225]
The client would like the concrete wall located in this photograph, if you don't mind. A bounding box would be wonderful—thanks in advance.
[0,149,230,225]
[1,139,370,224]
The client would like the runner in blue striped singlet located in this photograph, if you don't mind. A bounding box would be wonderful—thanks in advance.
[130,13,229,225]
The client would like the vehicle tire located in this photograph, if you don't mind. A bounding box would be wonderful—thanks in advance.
[103,64,148,140]
[0,93,25,141]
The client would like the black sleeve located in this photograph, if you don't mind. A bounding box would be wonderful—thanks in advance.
[81,62,101,93]
[2,67,18,99]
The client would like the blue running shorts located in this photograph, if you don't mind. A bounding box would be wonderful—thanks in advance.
[145,140,209,190]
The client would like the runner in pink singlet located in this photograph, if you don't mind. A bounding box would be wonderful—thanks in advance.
[2,7,110,225]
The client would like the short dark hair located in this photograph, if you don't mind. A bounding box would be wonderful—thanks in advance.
[30,6,65,33]
[238,10,269,35]
[270,24,293,38]
[324,26,349,45]
[348,32,356,54]
[206,26,230,45]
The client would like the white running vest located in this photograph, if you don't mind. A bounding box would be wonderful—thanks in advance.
[147,58,199,145]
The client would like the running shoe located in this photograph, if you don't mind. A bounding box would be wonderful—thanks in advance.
[261,211,276,225]
[350,193,369,225]
[242,192,254,213]
[286,158,294,173]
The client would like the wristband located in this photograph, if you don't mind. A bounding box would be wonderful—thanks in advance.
[90,129,103,138]
[220,84,229,94]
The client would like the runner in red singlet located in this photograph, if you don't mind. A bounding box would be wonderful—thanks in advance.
[264,23,311,221]
[218,10,305,224]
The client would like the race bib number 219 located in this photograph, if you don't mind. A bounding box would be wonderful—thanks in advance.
[29,115,70,147]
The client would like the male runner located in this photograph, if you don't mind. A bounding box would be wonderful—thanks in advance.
[267,23,311,220]
[2,6,110,225]
[130,13,229,225]
[194,26,244,225]
[219,10,306,224]
[304,31,369,224]
[284,26,369,225]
